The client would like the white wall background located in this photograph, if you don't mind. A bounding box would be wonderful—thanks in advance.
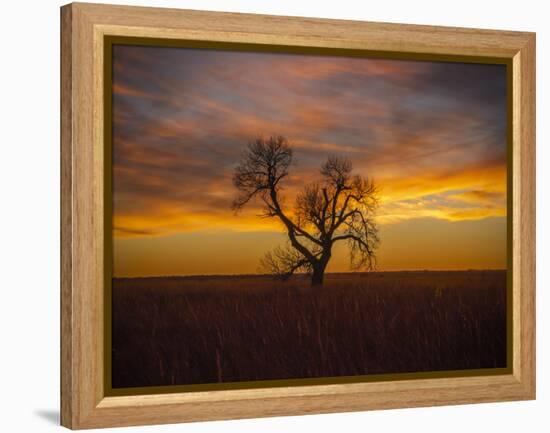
[1,0,546,431]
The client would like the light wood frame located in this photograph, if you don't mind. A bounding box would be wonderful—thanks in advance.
[61,2,536,429]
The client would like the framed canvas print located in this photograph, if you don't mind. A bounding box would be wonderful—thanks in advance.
[60,2,536,429]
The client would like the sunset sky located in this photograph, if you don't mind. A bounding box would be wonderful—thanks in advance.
[111,44,508,277]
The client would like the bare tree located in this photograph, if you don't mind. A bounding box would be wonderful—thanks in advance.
[232,135,379,286]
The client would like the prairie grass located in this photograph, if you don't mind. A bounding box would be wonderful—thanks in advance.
[112,270,506,388]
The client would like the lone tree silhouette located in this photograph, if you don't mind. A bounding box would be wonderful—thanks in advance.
[232,135,379,286]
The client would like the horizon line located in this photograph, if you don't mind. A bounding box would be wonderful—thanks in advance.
[113,268,507,279]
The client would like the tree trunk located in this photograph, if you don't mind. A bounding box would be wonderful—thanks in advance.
[310,258,329,287]
[311,266,324,286]
[311,247,332,287]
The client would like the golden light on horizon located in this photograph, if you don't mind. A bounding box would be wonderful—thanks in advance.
[111,45,508,277]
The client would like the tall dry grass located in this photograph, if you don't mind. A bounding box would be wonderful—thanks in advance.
[112,270,506,388]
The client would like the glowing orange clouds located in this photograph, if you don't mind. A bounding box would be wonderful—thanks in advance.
[111,45,508,275]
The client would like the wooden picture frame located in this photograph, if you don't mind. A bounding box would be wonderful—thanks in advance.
[60,2,536,429]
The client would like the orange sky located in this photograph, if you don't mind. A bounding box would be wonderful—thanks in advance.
[111,45,508,277]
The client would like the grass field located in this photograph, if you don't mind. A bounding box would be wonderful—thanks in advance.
[111,270,507,388]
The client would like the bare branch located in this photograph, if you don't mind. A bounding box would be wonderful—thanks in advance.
[232,136,380,285]
[260,245,313,280]
[295,183,326,235]
[231,136,292,211]
[333,176,379,232]
[333,207,380,270]
[320,155,352,188]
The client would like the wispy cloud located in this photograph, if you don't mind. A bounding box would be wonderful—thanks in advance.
[111,45,507,239]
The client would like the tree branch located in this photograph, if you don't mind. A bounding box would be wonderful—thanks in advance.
[232,139,380,281]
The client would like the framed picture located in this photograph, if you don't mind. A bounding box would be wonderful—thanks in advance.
[60,3,535,429]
